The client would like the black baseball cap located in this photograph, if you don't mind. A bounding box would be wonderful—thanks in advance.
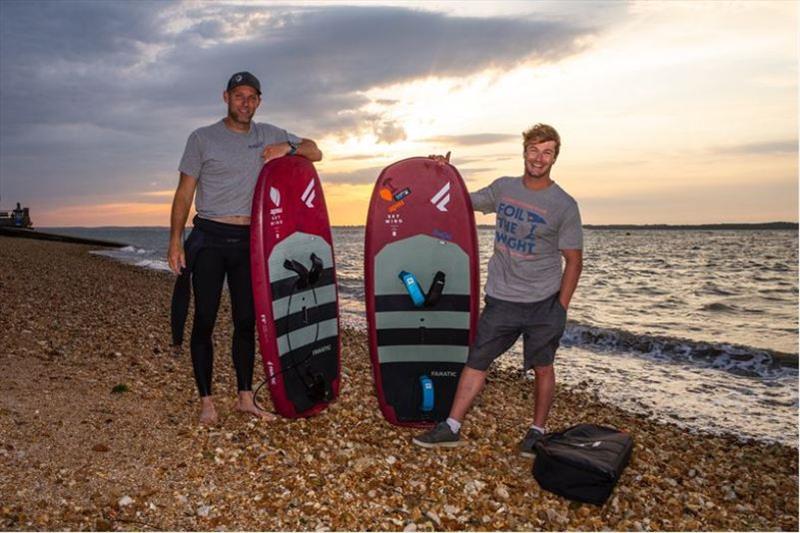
[226,71,261,95]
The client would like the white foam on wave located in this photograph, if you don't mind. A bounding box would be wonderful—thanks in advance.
[562,324,798,380]
[90,249,170,273]
[135,259,171,272]
[89,250,118,259]
[94,245,152,256]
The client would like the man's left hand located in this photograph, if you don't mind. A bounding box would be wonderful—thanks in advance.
[428,151,451,166]
[262,142,290,163]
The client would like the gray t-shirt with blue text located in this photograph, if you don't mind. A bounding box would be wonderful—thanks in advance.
[470,177,582,303]
[178,119,302,218]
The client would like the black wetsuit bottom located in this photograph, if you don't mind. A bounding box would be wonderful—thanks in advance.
[188,218,255,397]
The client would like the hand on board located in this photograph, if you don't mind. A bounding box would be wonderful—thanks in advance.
[428,151,451,167]
[262,142,291,163]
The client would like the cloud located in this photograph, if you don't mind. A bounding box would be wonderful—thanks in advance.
[422,133,519,146]
[330,153,392,161]
[454,167,500,174]
[151,4,594,137]
[0,2,598,209]
[2,3,595,135]
[710,140,797,156]
[138,190,175,197]
[451,155,519,164]
[374,120,407,144]
[321,166,385,185]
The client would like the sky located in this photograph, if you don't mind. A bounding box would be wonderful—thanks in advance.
[0,0,797,227]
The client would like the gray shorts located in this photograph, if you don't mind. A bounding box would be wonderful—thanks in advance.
[466,293,567,371]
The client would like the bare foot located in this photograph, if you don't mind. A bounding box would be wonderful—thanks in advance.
[199,396,218,425]
[237,391,276,421]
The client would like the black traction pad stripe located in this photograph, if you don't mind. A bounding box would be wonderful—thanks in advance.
[270,268,335,301]
[275,301,339,337]
[375,294,470,313]
[376,327,470,347]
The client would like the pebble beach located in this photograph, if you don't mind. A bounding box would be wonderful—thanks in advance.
[0,235,797,531]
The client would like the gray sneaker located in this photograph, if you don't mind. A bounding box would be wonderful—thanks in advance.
[412,422,461,448]
[519,427,545,458]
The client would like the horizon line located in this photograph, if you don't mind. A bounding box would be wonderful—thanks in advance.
[34,221,800,229]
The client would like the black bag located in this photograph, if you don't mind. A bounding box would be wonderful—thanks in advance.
[533,423,633,505]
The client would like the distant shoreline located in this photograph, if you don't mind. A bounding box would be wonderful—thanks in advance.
[580,222,798,231]
[478,222,799,231]
[38,221,800,231]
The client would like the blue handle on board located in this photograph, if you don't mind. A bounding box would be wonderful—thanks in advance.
[399,270,425,307]
[419,375,434,412]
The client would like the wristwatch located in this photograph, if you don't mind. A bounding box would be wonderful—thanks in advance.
[288,139,299,155]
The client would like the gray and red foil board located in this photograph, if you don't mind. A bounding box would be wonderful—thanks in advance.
[365,157,479,427]
[251,156,340,418]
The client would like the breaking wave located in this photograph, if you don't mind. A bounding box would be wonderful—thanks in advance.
[562,322,797,379]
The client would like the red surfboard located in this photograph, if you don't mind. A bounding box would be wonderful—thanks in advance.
[365,157,479,427]
[251,156,340,418]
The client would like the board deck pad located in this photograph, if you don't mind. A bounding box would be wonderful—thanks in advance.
[251,156,340,418]
[365,157,479,426]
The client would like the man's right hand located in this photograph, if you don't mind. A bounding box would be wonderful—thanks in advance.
[168,240,186,274]
[262,142,291,163]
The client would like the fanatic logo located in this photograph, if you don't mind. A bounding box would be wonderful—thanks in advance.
[431,182,451,212]
[301,178,316,208]
[312,344,333,356]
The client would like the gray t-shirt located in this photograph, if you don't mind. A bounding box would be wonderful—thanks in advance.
[470,177,583,303]
[178,119,302,218]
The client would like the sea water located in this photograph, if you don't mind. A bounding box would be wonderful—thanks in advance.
[41,226,799,446]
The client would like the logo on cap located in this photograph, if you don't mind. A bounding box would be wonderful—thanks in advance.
[227,71,261,94]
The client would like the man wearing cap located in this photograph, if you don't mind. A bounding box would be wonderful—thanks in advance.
[168,71,322,425]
